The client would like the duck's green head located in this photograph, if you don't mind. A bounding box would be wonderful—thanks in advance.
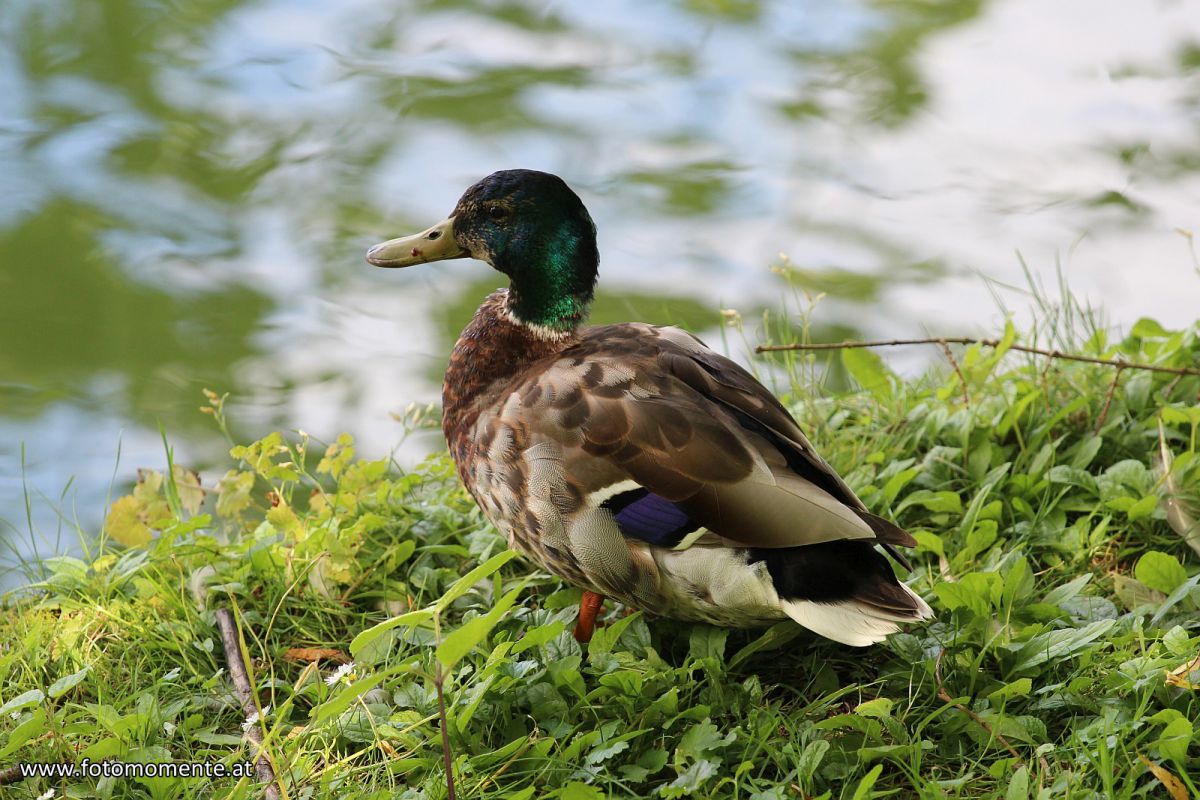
[367,169,598,331]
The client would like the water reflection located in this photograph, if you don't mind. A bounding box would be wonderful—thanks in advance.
[1,0,1198,579]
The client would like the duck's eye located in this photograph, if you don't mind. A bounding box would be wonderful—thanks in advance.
[487,205,509,222]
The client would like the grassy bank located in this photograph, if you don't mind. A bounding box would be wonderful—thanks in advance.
[2,308,1199,800]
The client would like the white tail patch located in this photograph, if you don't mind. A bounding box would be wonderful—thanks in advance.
[782,584,934,647]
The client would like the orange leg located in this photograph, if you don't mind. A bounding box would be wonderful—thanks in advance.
[573,591,606,643]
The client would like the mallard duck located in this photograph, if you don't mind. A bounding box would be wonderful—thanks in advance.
[367,169,933,646]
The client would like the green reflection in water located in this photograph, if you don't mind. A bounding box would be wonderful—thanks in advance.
[0,200,271,433]
[777,260,945,304]
[622,159,744,215]
[781,0,984,127]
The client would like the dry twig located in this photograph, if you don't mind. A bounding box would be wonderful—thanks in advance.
[933,650,1053,784]
[433,612,458,800]
[933,649,1024,764]
[755,337,1200,377]
[1095,366,1126,432]
[216,608,284,800]
[937,339,970,406]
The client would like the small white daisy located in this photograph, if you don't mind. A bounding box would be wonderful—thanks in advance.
[325,662,356,687]
[242,704,271,732]
[36,789,56,800]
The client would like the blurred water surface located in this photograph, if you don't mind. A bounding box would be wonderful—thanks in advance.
[2,0,1199,575]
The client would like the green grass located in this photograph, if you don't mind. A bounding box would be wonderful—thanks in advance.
[2,304,1199,800]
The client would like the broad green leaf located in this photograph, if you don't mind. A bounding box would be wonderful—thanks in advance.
[897,490,963,514]
[1006,765,1030,800]
[796,738,830,784]
[638,746,669,774]
[728,621,801,669]
[1162,406,1200,426]
[436,585,524,668]
[882,467,920,507]
[1135,551,1188,594]
[936,573,996,616]
[1043,574,1091,606]
[349,610,434,661]
[1070,435,1103,470]
[586,729,648,765]
[1163,625,1193,656]
[434,550,518,612]
[851,764,884,800]
[911,531,945,557]
[1126,494,1159,521]
[988,678,1033,704]
[0,707,48,759]
[855,698,894,718]
[661,759,719,798]
[1046,466,1097,495]
[48,666,91,699]
[1150,574,1200,625]
[1131,317,1170,338]
[1157,716,1193,762]
[963,519,998,559]
[558,782,605,800]
[0,688,45,716]
[842,348,895,401]
[1010,619,1115,672]
[511,621,567,654]
[688,626,728,662]
[588,610,642,656]
[678,719,731,760]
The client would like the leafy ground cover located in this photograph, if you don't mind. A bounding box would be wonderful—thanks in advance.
[2,304,1199,799]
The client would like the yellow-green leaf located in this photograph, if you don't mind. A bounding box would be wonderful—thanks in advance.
[104,495,152,547]
[216,471,255,517]
[172,465,204,515]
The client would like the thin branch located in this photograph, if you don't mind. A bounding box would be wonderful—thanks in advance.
[1037,357,1056,412]
[933,650,1053,783]
[433,612,458,800]
[934,650,1024,764]
[938,339,970,406]
[435,663,456,800]
[216,608,284,800]
[756,337,1200,377]
[1095,366,1125,432]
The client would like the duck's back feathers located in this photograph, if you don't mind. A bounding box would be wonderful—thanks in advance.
[513,323,895,552]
